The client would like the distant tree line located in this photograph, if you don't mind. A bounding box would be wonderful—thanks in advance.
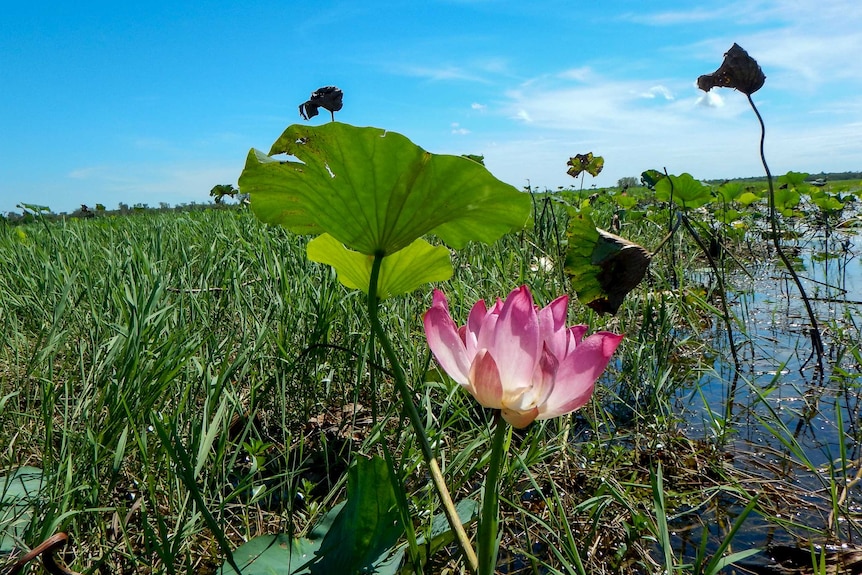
[704,170,862,185]
[2,187,247,226]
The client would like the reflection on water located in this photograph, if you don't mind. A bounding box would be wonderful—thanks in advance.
[679,222,862,567]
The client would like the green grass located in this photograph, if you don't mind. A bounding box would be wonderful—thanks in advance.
[1,193,861,574]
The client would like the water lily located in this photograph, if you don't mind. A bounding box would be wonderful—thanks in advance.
[424,286,622,428]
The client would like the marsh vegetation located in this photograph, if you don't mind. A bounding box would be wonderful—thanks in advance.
[2,171,861,573]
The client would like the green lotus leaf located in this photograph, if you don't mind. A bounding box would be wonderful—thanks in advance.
[640,169,665,190]
[1,466,43,553]
[774,187,801,212]
[221,456,404,575]
[655,173,713,210]
[737,191,761,206]
[778,171,808,187]
[307,234,452,299]
[615,194,638,209]
[716,182,743,203]
[715,208,743,224]
[240,123,531,257]
[810,190,844,213]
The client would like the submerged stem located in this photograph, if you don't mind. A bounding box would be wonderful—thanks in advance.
[747,94,824,371]
[366,252,479,573]
[478,412,509,575]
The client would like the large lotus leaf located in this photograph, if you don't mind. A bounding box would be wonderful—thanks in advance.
[716,182,743,203]
[655,173,713,210]
[640,169,665,190]
[737,191,762,206]
[240,123,531,257]
[614,194,638,210]
[773,187,801,215]
[307,234,452,299]
[810,190,844,212]
[220,501,344,575]
[224,530,324,574]
[778,171,808,187]
[311,455,403,574]
[715,208,743,224]
[564,209,651,315]
[221,456,404,575]
[1,466,43,553]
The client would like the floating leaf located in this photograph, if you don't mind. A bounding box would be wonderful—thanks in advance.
[1,466,43,554]
[564,209,651,315]
[567,153,604,179]
[313,455,403,574]
[299,86,344,121]
[654,173,713,210]
[697,43,765,95]
[221,456,403,575]
[307,234,452,298]
[240,123,530,257]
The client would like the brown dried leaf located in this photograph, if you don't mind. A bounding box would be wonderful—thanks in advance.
[588,229,652,315]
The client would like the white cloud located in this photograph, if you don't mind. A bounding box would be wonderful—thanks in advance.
[500,77,735,136]
[558,67,592,82]
[471,102,487,111]
[451,122,470,135]
[67,166,107,179]
[697,91,724,108]
[514,109,532,123]
[388,63,489,83]
[640,85,674,100]
[621,6,734,25]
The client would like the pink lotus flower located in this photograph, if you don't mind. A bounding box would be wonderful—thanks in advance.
[423,286,623,428]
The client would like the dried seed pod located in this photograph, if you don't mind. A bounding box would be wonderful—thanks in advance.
[697,43,765,95]
[299,86,344,121]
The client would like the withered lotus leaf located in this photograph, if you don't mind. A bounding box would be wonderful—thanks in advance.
[567,152,605,179]
[697,43,765,95]
[564,209,651,315]
[590,229,652,315]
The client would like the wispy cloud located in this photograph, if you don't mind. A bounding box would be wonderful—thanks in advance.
[640,85,674,100]
[558,67,592,82]
[499,74,744,136]
[621,6,734,25]
[451,122,470,135]
[67,166,107,179]
[388,63,490,83]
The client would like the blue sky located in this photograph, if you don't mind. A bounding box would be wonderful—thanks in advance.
[2,1,860,215]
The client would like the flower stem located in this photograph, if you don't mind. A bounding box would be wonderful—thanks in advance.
[366,251,479,573]
[747,93,824,371]
[478,411,509,575]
